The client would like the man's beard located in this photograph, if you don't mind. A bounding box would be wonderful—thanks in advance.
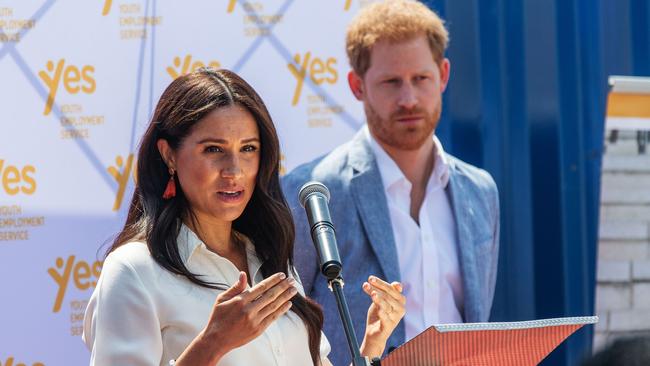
[365,102,439,151]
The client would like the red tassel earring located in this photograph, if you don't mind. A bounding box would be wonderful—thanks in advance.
[162,169,176,199]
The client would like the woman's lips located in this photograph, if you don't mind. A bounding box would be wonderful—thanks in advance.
[216,190,244,202]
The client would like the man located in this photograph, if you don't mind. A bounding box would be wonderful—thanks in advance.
[282,1,500,365]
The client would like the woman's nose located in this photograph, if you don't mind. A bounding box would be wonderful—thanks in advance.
[221,155,243,178]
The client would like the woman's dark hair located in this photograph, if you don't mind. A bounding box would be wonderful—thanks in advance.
[110,68,323,365]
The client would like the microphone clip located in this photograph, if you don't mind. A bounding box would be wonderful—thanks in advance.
[327,276,345,292]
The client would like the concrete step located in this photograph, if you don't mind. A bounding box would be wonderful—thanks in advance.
[602,155,650,173]
[601,173,650,190]
[601,205,650,221]
[599,221,649,241]
[601,189,650,205]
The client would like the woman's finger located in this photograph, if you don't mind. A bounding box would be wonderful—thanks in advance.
[390,281,403,293]
[363,282,401,311]
[367,276,406,304]
[248,277,295,310]
[362,281,374,296]
[258,299,293,330]
[241,272,286,302]
[256,283,298,319]
[369,289,403,316]
[216,271,248,303]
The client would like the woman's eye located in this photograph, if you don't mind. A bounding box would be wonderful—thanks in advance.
[204,146,222,153]
[242,145,258,152]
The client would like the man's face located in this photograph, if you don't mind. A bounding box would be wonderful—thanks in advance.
[351,35,450,151]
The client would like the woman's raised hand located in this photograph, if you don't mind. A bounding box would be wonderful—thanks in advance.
[209,271,297,348]
[359,275,406,359]
[176,271,297,365]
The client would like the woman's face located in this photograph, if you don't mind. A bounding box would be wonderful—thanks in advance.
[162,105,261,226]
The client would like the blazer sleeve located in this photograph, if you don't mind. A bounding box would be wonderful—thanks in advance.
[486,177,500,314]
[83,254,163,365]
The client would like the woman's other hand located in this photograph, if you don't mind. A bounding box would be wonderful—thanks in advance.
[359,275,406,359]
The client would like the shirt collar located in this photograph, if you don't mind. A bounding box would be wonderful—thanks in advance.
[432,136,450,188]
[364,125,450,192]
[177,223,264,280]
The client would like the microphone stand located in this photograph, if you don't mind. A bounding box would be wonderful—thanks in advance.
[299,182,381,365]
[326,275,381,366]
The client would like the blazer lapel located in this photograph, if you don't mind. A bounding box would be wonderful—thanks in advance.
[446,158,480,322]
[347,131,401,282]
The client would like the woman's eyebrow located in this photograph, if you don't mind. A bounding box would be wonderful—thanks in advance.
[197,138,227,144]
[196,137,260,144]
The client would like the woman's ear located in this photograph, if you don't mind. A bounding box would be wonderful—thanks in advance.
[156,139,175,171]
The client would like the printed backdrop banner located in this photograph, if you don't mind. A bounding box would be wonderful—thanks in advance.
[0,1,375,364]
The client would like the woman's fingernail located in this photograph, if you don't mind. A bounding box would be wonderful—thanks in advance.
[288,277,296,285]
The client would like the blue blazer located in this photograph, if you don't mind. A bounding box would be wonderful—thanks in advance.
[282,130,500,366]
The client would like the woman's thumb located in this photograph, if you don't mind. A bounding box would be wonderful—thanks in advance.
[217,271,247,303]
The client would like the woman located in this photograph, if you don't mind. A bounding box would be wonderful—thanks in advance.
[83,68,405,365]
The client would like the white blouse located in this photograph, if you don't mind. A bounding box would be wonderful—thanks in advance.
[83,225,330,365]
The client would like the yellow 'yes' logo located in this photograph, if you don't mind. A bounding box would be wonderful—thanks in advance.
[344,0,353,10]
[288,52,338,106]
[227,0,237,13]
[38,59,96,116]
[0,159,36,196]
[0,357,44,366]
[102,0,112,15]
[48,255,102,313]
[166,55,221,79]
[108,154,135,211]
[280,154,286,176]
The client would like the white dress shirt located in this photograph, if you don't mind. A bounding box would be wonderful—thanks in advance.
[365,126,464,341]
[83,224,330,365]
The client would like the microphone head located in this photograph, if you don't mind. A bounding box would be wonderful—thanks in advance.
[298,181,330,207]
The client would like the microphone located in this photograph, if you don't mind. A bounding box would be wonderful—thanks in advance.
[298,181,342,280]
[299,182,371,366]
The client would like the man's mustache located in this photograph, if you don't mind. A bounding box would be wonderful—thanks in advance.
[390,107,428,120]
